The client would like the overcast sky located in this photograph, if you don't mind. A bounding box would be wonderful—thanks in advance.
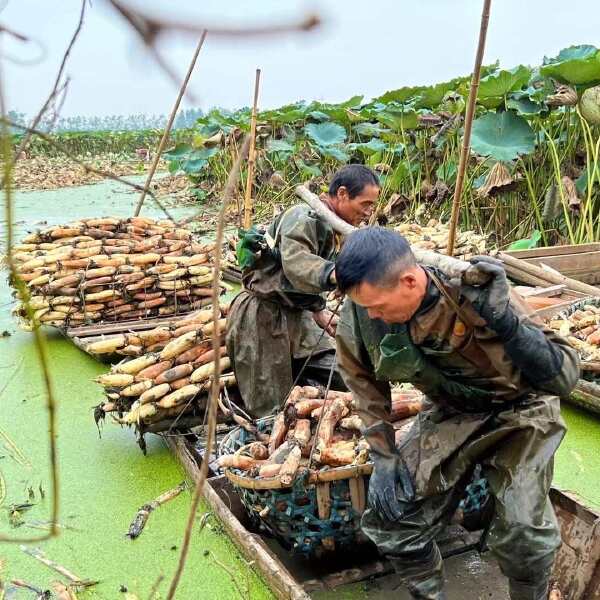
[3,0,599,118]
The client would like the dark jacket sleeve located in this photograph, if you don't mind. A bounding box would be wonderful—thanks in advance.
[278,207,335,296]
[336,299,392,428]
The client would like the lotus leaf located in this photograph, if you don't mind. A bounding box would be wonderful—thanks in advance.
[478,65,531,101]
[266,139,295,153]
[471,111,535,161]
[540,45,600,85]
[304,122,347,146]
[349,138,388,156]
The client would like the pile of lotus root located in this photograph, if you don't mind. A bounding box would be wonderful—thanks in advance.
[218,385,424,486]
[548,304,600,362]
[10,216,225,329]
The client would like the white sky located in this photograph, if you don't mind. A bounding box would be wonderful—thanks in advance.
[3,0,600,118]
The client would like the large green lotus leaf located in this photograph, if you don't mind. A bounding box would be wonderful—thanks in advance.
[266,139,294,153]
[375,106,418,131]
[352,122,390,137]
[478,65,531,99]
[317,144,349,162]
[471,111,535,161]
[506,93,546,115]
[540,45,600,84]
[348,138,388,156]
[163,143,192,159]
[307,110,330,122]
[304,122,347,146]
[373,85,422,105]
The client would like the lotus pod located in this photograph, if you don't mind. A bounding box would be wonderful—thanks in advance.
[547,84,578,107]
[159,330,199,360]
[139,383,171,404]
[156,384,200,408]
[94,373,135,387]
[148,362,192,386]
[190,356,231,383]
[114,352,159,375]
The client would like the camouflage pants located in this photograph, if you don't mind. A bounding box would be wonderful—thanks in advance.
[226,291,345,417]
[361,395,566,598]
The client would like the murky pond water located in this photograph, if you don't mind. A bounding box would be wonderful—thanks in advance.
[0,178,272,599]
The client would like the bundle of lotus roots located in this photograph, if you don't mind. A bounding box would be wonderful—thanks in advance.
[93,306,234,450]
[548,303,600,362]
[396,220,488,259]
[10,217,225,329]
[218,385,424,485]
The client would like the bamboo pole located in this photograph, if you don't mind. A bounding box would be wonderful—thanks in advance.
[446,0,492,256]
[243,68,262,229]
[294,185,488,285]
[133,31,208,217]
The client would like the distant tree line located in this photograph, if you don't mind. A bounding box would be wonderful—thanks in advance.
[7,108,204,133]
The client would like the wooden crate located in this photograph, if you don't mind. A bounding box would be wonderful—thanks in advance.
[505,244,600,285]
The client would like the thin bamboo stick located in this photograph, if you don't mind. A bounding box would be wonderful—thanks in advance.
[446,0,492,256]
[133,31,208,217]
[243,68,262,230]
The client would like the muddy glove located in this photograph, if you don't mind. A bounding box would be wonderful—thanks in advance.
[363,420,415,522]
[461,256,518,340]
[462,256,566,390]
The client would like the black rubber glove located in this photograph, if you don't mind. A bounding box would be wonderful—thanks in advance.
[461,255,518,340]
[363,420,415,522]
[462,256,565,387]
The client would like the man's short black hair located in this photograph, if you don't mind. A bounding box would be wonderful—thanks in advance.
[328,164,379,199]
[335,227,415,293]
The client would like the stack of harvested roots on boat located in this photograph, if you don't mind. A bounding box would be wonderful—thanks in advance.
[93,305,235,451]
[395,220,488,259]
[547,303,600,363]
[218,385,424,483]
[10,216,227,330]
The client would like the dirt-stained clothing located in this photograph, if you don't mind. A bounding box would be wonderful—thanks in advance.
[227,205,343,417]
[336,268,579,598]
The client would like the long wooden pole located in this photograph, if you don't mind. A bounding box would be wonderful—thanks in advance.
[243,68,262,229]
[133,31,207,217]
[446,0,492,256]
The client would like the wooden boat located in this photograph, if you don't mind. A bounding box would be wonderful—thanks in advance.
[166,432,600,600]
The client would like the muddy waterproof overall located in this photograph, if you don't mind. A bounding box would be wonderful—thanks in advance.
[226,205,345,417]
[336,270,580,600]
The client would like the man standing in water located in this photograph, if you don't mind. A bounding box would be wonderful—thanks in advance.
[226,164,379,417]
[334,227,578,600]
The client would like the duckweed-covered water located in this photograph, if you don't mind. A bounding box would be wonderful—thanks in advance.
[0,179,272,599]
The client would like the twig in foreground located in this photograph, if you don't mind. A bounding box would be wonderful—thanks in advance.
[126,481,187,539]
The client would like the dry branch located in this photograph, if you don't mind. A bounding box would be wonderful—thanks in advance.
[134,31,208,217]
[127,481,187,539]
